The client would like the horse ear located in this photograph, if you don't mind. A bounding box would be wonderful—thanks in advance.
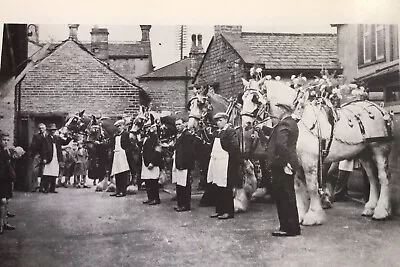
[201,86,209,96]
[92,115,97,125]
[78,110,85,117]
[242,78,249,90]
[258,76,267,87]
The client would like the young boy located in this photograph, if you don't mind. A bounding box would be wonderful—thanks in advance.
[0,132,16,234]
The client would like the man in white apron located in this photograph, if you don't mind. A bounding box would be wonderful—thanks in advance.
[171,118,195,212]
[110,120,132,197]
[42,123,71,193]
[208,113,241,220]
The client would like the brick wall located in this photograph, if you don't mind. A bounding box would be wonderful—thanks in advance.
[20,40,140,118]
[140,79,189,114]
[194,35,246,99]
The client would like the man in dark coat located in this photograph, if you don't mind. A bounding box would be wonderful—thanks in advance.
[171,118,196,212]
[109,119,136,197]
[0,132,16,233]
[208,112,241,220]
[266,103,301,237]
[141,123,164,205]
[41,123,71,193]
[30,123,47,192]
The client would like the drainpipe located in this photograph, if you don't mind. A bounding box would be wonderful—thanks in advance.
[185,67,189,111]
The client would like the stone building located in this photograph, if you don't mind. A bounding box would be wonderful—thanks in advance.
[334,24,400,212]
[193,25,341,99]
[138,34,205,114]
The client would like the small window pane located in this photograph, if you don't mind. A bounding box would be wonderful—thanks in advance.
[376,25,385,59]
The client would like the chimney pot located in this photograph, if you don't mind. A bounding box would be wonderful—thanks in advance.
[90,27,109,61]
[68,24,79,41]
[140,25,152,41]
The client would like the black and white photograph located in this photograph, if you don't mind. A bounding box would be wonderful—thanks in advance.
[0,0,399,266]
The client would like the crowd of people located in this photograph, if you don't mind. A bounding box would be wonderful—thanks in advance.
[0,102,363,237]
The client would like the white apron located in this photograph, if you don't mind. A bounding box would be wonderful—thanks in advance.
[172,151,188,187]
[207,137,229,187]
[43,143,59,177]
[339,159,354,172]
[111,136,130,176]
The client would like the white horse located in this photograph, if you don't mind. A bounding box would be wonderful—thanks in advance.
[241,78,393,225]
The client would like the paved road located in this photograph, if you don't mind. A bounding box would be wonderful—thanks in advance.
[1,187,400,267]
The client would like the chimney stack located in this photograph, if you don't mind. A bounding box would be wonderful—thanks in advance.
[189,33,206,77]
[214,25,242,37]
[68,24,79,41]
[90,26,109,61]
[140,25,151,41]
[189,34,197,54]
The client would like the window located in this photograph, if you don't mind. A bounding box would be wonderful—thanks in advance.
[358,24,386,66]
[385,85,400,103]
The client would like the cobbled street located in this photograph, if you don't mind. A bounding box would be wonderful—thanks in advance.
[1,188,400,267]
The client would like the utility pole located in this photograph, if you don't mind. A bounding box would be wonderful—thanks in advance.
[176,25,187,60]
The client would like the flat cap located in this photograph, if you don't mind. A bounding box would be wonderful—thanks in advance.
[213,112,229,120]
[114,119,125,127]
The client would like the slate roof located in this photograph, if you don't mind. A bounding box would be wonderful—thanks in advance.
[138,57,191,79]
[82,41,151,58]
[21,39,147,115]
[222,32,340,70]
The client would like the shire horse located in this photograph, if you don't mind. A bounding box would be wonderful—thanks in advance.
[187,85,257,212]
[241,76,394,225]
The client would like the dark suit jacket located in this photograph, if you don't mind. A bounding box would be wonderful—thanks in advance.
[210,126,242,188]
[0,147,15,183]
[30,133,46,158]
[142,133,163,168]
[43,135,71,164]
[266,116,299,171]
[174,129,195,170]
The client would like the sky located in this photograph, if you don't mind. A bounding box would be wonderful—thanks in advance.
[37,24,336,70]
[1,0,398,70]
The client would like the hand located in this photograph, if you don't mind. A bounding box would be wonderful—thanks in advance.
[94,141,100,145]
[148,163,154,170]
[283,164,293,175]
[42,159,47,164]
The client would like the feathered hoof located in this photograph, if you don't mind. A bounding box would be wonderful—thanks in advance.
[301,209,325,226]
[126,185,138,195]
[372,206,391,220]
[106,184,116,192]
[321,198,332,210]
[361,207,374,217]
[250,188,267,201]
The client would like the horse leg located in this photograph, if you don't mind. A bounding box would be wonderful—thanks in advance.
[302,162,326,226]
[321,162,335,209]
[294,169,308,224]
[372,146,391,220]
[359,157,379,217]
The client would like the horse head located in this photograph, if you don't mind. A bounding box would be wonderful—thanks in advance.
[187,85,212,130]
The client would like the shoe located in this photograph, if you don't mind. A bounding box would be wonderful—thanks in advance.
[210,213,220,218]
[148,200,161,205]
[110,193,118,197]
[271,231,300,237]
[173,206,180,211]
[176,207,190,212]
[3,223,16,230]
[218,213,234,220]
[115,193,126,197]
[142,199,151,204]
[7,212,15,218]
[49,191,58,193]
